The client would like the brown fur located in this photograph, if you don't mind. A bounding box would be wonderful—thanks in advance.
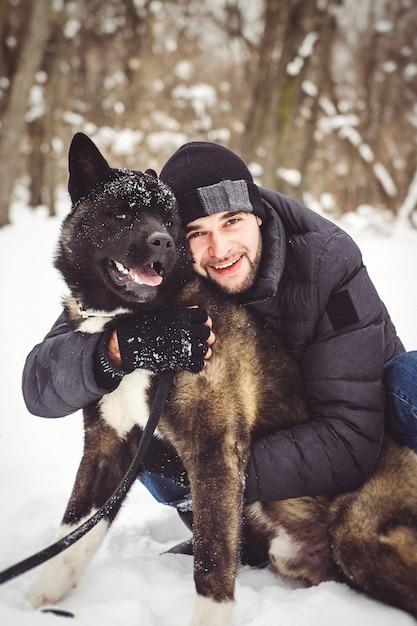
[27,134,417,624]
[158,278,309,603]
[49,276,417,619]
[242,436,417,617]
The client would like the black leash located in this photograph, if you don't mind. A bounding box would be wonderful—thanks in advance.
[0,369,175,586]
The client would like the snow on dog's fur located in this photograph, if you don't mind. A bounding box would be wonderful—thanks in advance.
[27,133,417,624]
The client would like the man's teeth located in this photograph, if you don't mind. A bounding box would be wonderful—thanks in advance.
[214,258,239,270]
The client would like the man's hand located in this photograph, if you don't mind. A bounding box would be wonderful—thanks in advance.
[108,307,214,373]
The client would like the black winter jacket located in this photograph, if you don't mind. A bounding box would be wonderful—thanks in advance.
[22,189,404,502]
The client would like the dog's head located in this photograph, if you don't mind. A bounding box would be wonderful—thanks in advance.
[55,133,192,311]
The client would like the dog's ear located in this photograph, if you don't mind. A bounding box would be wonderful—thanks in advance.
[68,133,112,204]
[144,168,158,179]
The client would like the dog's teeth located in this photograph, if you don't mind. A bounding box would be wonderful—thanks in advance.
[114,260,129,275]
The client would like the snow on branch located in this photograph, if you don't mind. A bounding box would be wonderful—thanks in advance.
[317,96,398,200]
[287,32,319,77]
[398,169,417,222]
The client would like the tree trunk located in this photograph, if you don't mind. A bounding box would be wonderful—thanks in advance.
[241,0,286,172]
[28,5,68,216]
[0,0,53,227]
[241,0,340,195]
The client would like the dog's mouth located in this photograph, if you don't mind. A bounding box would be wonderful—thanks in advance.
[107,258,165,288]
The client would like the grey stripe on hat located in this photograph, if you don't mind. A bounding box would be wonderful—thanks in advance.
[197,179,253,216]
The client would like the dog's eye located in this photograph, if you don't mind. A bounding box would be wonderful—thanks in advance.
[165,220,173,227]
[115,213,127,220]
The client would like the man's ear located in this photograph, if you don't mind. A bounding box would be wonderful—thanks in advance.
[68,133,112,204]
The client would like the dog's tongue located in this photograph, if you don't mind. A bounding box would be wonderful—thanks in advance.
[130,266,163,286]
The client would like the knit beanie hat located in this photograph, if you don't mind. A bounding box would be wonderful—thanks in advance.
[160,141,265,225]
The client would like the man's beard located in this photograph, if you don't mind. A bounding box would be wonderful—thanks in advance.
[204,239,262,296]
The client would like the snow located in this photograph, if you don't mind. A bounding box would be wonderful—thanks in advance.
[0,198,417,626]
[372,162,397,198]
[276,167,301,187]
[398,169,417,221]
[287,32,319,76]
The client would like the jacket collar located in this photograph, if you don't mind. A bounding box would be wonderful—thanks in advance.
[239,191,287,306]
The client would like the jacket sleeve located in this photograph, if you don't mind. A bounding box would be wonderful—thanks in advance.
[22,312,112,417]
[245,232,390,502]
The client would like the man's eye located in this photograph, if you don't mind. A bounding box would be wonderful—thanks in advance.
[187,231,202,240]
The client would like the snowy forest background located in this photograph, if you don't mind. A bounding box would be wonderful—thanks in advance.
[1,0,417,229]
[1,1,417,625]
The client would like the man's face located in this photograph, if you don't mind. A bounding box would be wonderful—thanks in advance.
[185,211,262,295]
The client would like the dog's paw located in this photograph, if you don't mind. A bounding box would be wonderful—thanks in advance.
[190,595,234,626]
[25,560,78,608]
[26,516,109,609]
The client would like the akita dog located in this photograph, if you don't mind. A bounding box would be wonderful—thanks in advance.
[27,133,417,624]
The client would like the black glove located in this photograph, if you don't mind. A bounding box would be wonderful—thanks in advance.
[116,307,210,374]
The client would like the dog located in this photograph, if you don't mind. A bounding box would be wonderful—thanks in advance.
[26,133,417,624]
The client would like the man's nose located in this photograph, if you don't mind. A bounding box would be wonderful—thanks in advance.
[208,232,230,259]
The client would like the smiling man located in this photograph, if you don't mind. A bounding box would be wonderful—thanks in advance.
[158,141,417,511]
[185,210,263,294]
[23,140,417,554]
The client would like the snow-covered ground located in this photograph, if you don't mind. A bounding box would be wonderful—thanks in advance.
[0,198,416,626]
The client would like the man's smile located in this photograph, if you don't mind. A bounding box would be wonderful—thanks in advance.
[210,256,244,275]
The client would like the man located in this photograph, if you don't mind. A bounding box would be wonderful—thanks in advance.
[22,141,417,530]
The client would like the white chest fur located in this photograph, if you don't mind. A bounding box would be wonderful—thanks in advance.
[74,305,155,439]
[98,369,153,438]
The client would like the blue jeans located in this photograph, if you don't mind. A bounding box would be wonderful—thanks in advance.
[384,351,417,451]
[140,351,417,508]
[140,471,192,510]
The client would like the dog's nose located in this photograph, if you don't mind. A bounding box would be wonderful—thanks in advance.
[147,232,173,251]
